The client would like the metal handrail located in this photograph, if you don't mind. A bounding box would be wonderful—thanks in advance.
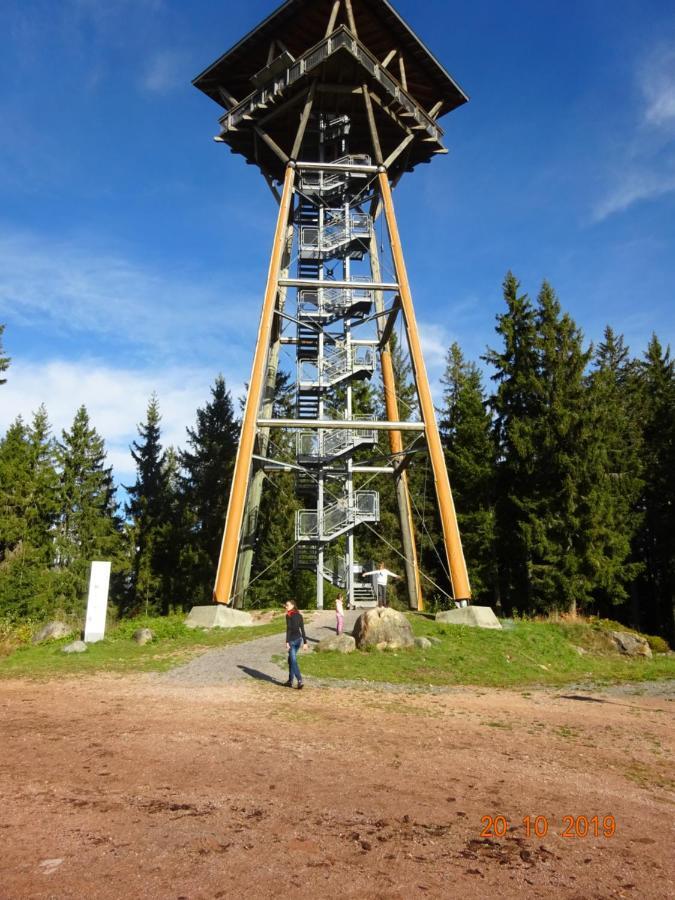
[220,27,443,144]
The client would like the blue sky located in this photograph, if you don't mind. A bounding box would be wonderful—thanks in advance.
[1,0,674,481]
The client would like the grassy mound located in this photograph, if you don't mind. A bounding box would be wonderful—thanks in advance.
[0,612,285,679]
[300,615,675,688]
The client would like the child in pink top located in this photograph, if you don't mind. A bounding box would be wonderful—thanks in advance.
[335,593,345,635]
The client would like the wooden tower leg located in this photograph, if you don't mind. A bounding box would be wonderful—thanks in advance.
[232,221,294,607]
[213,165,296,604]
[378,171,471,602]
[369,231,423,610]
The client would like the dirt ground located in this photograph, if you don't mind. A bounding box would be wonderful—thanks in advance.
[1,675,673,899]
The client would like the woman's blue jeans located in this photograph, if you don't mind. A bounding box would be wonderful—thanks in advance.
[288,638,303,683]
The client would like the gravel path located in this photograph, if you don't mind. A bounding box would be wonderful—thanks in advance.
[161,609,360,686]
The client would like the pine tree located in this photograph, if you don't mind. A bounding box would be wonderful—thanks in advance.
[55,406,124,610]
[634,336,675,643]
[0,324,9,385]
[524,282,595,613]
[179,376,239,605]
[0,408,60,618]
[484,272,541,613]
[585,328,644,612]
[439,343,497,602]
[125,395,170,614]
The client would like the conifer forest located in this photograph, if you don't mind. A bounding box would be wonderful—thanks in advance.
[1,272,673,645]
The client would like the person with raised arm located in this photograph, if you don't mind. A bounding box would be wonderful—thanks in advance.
[363,561,401,608]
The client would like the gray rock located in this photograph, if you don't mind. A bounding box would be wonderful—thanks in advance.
[435,606,502,630]
[33,621,73,644]
[62,640,87,654]
[185,606,254,629]
[610,631,652,659]
[315,633,356,654]
[353,607,415,650]
[414,637,432,649]
[133,628,154,645]
[427,636,443,645]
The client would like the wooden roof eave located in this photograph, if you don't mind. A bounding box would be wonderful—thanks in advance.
[192,0,468,115]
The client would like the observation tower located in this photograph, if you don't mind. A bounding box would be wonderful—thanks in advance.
[193,0,472,610]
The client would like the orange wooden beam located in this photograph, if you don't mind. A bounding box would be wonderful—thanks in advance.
[213,164,296,604]
[378,171,471,601]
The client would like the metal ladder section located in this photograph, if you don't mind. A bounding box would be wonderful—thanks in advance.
[293,546,377,605]
[296,491,380,542]
[299,154,372,200]
[299,209,370,261]
[292,141,380,608]
[297,280,373,324]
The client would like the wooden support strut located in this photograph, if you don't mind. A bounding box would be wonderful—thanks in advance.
[378,171,472,601]
[213,165,296,604]
[370,232,423,611]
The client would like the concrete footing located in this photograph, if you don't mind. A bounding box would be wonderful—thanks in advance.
[435,606,502,630]
[185,606,254,629]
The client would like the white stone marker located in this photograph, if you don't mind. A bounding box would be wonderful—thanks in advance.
[84,561,111,643]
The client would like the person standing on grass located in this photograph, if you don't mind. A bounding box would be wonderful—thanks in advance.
[335,593,345,635]
[284,600,308,690]
[363,561,401,608]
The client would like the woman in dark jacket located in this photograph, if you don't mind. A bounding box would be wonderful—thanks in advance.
[284,599,308,689]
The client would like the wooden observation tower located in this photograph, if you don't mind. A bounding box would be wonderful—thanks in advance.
[194,0,472,610]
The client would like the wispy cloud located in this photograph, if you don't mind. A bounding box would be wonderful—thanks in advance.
[592,167,675,221]
[642,44,675,128]
[0,358,242,482]
[592,42,675,222]
[141,49,186,94]
[0,226,259,364]
[419,320,452,369]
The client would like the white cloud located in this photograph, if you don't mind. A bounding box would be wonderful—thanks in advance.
[641,45,675,129]
[419,320,452,369]
[592,167,675,222]
[0,359,243,482]
[0,226,259,362]
[592,42,675,222]
[141,49,186,94]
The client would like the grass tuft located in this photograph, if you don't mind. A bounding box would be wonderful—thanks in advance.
[0,612,285,679]
[300,616,675,688]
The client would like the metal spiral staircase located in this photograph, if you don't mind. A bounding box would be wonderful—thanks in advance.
[292,128,380,608]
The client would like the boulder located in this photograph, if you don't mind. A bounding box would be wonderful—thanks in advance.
[315,634,356,654]
[133,628,154,646]
[353,608,414,651]
[185,606,254,629]
[414,637,432,650]
[427,636,443,645]
[62,640,87,654]
[435,606,502,630]
[33,621,73,644]
[610,631,652,659]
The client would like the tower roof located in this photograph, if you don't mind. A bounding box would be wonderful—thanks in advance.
[193,0,468,119]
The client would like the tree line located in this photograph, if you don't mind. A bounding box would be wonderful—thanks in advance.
[0,275,673,643]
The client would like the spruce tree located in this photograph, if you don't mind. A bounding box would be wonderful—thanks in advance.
[125,395,170,614]
[525,282,594,613]
[484,272,540,613]
[179,376,239,605]
[439,343,497,602]
[634,336,675,643]
[0,324,9,385]
[585,328,644,612]
[55,406,124,610]
[0,408,60,618]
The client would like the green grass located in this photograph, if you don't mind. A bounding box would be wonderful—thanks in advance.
[0,613,285,679]
[300,616,675,688]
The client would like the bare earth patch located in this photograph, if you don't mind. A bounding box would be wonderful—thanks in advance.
[1,675,673,899]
